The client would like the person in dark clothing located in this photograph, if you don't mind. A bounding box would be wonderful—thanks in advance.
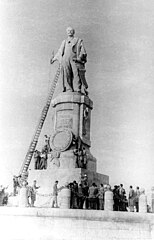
[134,186,140,212]
[98,184,104,210]
[72,181,78,208]
[93,184,99,209]
[34,150,41,170]
[88,183,98,209]
[118,184,126,211]
[78,184,84,209]
[128,185,135,212]
[69,183,74,209]
[123,195,128,211]
[113,185,120,211]
[82,182,89,209]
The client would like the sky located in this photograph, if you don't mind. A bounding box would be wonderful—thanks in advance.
[0,0,154,194]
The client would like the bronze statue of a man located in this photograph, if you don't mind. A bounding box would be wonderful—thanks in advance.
[50,27,88,94]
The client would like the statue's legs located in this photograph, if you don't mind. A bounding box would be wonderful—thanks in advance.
[61,60,74,92]
[71,61,81,92]
[61,58,87,93]
[71,61,88,93]
[78,68,88,94]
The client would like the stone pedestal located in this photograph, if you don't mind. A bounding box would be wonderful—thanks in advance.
[139,193,147,213]
[51,92,92,141]
[51,92,95,171]
[28,92,109,207]
[59,188,71,209]
[104,190,113,211]
[19,186,28,207]
[28,165,109,207]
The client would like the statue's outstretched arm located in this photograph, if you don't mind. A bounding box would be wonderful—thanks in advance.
[50,40,65,64]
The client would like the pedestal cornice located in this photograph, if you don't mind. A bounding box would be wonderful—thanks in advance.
[51,92,93,109]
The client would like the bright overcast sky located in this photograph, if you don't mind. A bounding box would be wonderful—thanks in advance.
[0,0,154,193]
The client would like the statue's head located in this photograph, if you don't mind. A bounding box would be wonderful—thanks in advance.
[66,27,75,37]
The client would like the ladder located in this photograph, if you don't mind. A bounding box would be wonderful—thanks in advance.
[19,65,61,180]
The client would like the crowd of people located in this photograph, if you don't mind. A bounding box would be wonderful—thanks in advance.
[0,176,148,212]
[67,181,106,210]
[53,180,143,212]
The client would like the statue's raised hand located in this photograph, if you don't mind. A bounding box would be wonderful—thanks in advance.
[50,51,55,64]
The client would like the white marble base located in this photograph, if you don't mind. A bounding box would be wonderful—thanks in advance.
[0,207,154,240]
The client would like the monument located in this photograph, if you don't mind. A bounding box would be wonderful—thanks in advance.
[2,28,154,240]
[28,27,109,205]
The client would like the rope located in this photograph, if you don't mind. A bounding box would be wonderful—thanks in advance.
[36,192,53,197]
[35,185,66,198]
[38,196,53,207]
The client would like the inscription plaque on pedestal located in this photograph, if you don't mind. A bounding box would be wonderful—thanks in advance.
[56,110,73,130]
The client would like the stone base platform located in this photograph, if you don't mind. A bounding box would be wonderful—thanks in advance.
[28,168,109,207]
[0,207,154,240]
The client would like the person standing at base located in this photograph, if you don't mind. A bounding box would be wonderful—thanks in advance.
[78,184,84,209]
[98,184,104,210]
[82,182,89,209]
[0,185,8,206]
[88,183,97,209]
[13,176,20,196]
[113,185,120,211]
[51,181,59,208]
[118,184,126,211]
[69,183,74,209]
[72,180,78,209]
[123,195,128,211]
[30,180,40,207]
[94,184,99,210]
[128,185,135,212]
[134,186,140,212]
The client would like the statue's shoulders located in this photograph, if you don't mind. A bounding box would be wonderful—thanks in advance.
[59,39,66,48]
[75,37,83,42]
[71,37,82,46]
[77,38,84,45]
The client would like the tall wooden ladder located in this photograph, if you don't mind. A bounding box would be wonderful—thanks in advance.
[19,65,60,180]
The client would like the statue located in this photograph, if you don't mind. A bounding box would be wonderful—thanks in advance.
[50,151,60,168]
[50,27,88,95]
